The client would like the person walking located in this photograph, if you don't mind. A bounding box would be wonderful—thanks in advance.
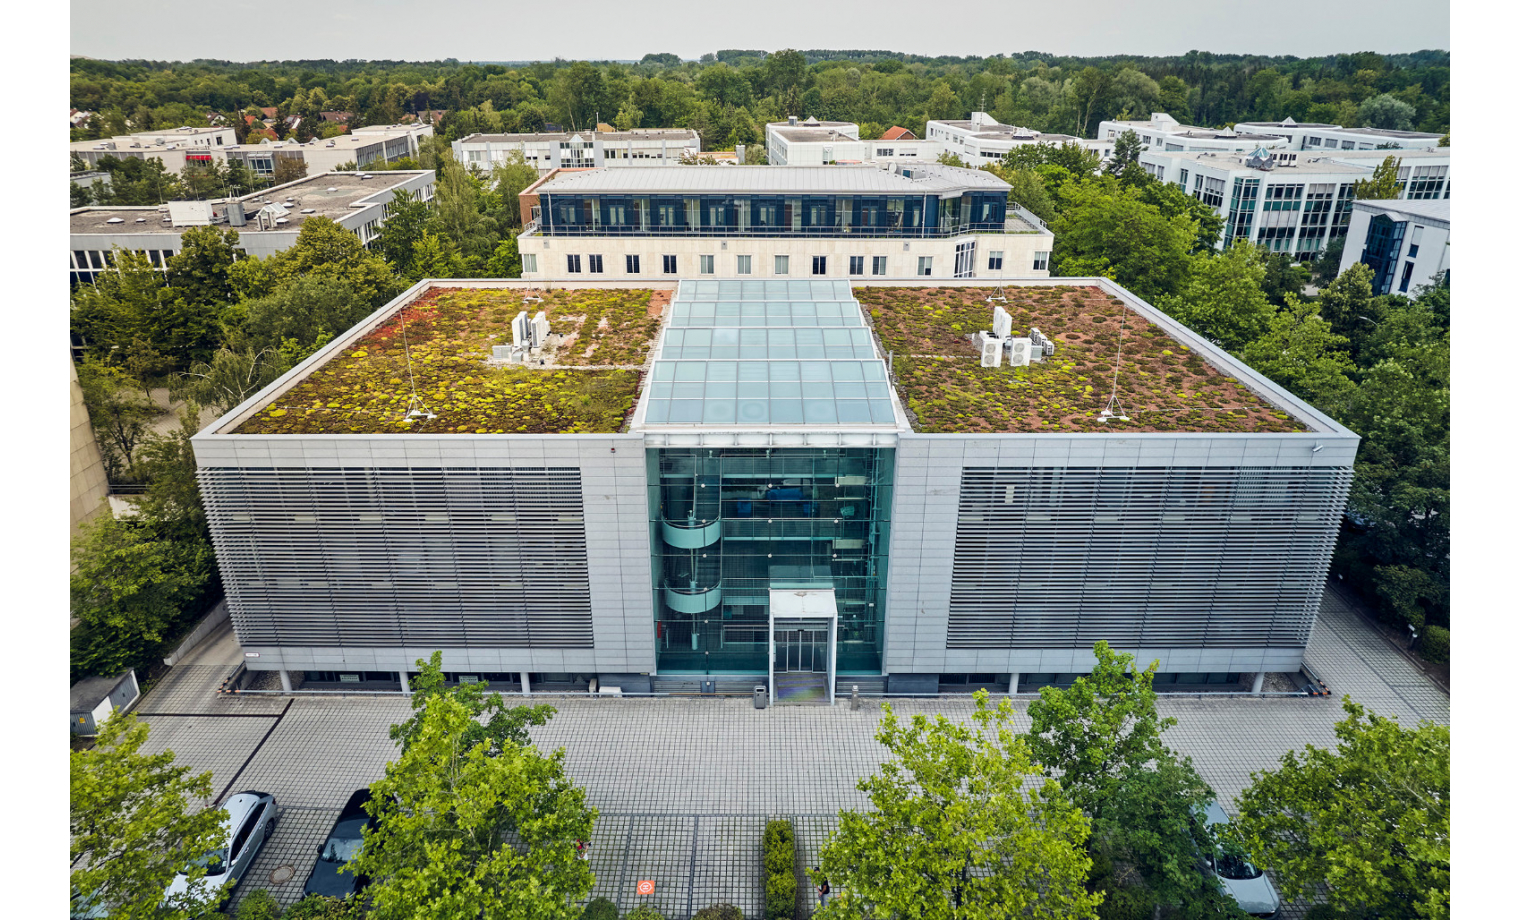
[813,867,830,907]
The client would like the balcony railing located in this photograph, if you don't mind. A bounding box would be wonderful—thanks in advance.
[519,222,1017,240]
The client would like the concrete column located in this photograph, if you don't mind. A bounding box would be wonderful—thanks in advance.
[1251,671,1266,696]
[1009,673,1021,696]
[399,671,410,694]
[520,671,532,696]
[278,669,293,693]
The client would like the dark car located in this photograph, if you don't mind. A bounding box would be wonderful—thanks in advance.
[302,789,377,899]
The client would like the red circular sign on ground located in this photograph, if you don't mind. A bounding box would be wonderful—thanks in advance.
[636,880,655,896]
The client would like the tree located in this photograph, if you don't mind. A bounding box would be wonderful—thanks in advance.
[166,225,242,308]
[76,358,160,482]
[349,692,596,920]
[489,152,538,229]
[431,153,499,263]
[1358,93,1417,131]
[1239,295,1358,416]
[936,151,969,168]
[1316,262,1376,340]
[1229,699,1449,920]
[71,712,229,920]
[236,276,370,354]
[1155,241,1276,352]
[133,409,213,542]
[273,156,309,185]
[375,188,433,277]
[1104,129,1142,176]
[409,231,475,279]
[994,166,1056,224]
[1354,154,1402,200]
[816,690,1101,920]
[237,217,402,309]
[1051,178,1196,302]
[1258,250,1310,306]
[390,651,556,756]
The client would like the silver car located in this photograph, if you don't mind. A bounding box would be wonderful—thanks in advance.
[1200,801,1281,918]
[162,791,279,911]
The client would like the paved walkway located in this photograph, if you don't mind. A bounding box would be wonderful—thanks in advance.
[131,585,1447,917]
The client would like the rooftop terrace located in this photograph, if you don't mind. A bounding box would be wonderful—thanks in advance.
[234,287,667,435]
[856,286,1307,434]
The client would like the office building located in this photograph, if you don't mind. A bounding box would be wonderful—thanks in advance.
[453,128,702,175]
[1096,113,1291,156]
[1338,198,1450,295]
[69,170,434,284]
[221,124,432,178]
[1138,146,1451,258]
[191,272,1357,699]
[70,126,240,172]
[1235,117,1445,152]
[928,112,1114,163]
[766,117,936,166]
[512,163,1053,282]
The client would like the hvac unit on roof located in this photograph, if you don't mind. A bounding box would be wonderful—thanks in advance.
[531,311,551,348]
[512,311,531,348]
[1006,337,1034,367]
[980,336,1004,368]
[991,304,1012,339]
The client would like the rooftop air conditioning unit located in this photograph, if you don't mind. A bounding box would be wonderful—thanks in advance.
[992,304,1012,339]
[531,311,551,348]
[491,345,512,361]
[1006,337,1033,367]
[511,310,531,348]
[1041,339,1056,357]
[980,336,1004,368]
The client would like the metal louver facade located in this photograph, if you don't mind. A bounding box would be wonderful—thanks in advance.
[200,465,595,649]
[947,465,1353,649]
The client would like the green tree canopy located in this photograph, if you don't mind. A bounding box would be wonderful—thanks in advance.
[166,225,242,307]
[1239,294,1357,417]
[1229,698,1449,920]
[235,276,370,354]
[1354,154,1402,200]
[350,692,597,920]
[389,651,556,757]
[816,690,1102,920]
[1154,240,1276,352]
[374,188,432,278]
[1051,178,1196,302]
[233,217,402,309]
[1358,93,1417,131]
[71,712,229,920]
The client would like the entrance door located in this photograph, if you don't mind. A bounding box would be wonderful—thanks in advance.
[775,628,828,673]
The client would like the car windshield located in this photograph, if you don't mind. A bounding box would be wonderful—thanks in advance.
[1215,854,1263,881]
[320,838,363,863]
[188,848,229,876]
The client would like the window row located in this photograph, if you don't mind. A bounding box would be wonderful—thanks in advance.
[543,251,1049,277]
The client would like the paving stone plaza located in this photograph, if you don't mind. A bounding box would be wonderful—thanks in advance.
[132,584,1448,919]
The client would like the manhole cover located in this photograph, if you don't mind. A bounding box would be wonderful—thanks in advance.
[269,865,295,885]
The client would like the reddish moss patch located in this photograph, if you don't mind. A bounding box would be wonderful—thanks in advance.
[235,287,661,435]
[855,286,1305,434]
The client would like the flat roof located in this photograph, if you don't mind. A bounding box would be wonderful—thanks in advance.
[1237,121,1340,129]
[70,171,430,236]
[856,286,1310,434]
[223,133,406,154]
[1143,151,1371,174]
[769,126,860,143]
[532,164,1010,195]
[1353,198,1451,224]
[458,129,698,144]
[233,287,668,435]
[637,280,898,429]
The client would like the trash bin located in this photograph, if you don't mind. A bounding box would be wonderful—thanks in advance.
[753,685,769,709]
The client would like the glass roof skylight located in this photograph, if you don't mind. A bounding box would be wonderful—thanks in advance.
[639,280,900,428]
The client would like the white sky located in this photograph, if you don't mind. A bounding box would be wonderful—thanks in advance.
[70,0,1449,62]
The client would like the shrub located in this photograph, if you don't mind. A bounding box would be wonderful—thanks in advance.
[577,897,618,920]
[765,872,796,920]
[623,906,667,920]
[283,896,355,920]
[236,889,283,920]
[1420,624,1450,664]
[762,818,797,920]
[692,904,743,920]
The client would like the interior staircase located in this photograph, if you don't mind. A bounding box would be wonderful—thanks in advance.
[773,670,829,704]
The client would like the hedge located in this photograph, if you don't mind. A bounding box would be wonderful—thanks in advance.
[1420,624,1450,664]
[577,897,617,920]
[763,818,797,920]
[692,905,744,920]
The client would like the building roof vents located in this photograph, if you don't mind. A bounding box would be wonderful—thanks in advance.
[1245,146,1276,171]
[275,217,289,224]
[326,187,338,192]
[105,217,124,224]
[134,217,146,223]
[301,208,316,214]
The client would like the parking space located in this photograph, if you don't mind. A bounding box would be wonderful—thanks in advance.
[128,582,1446,917]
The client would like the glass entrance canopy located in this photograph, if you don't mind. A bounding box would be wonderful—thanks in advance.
[637,280,903,429]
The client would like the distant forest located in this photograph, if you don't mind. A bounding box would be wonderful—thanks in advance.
[69,48,1449,150]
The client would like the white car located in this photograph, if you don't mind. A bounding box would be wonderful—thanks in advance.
[162,791,279,912]
[1200,801,1281,918]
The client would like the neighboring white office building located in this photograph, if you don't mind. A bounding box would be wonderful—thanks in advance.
[1096,113,1291,157]
[69,170,434,284]
[70,126,241,172]
[513,163,1053,282]
[926,112,1114,164]
[1138,146,1452,258]
[1338,198,1450,296]
[453,128,702,175]
[222,124,432,178]
[767,117,937,166]
[1235,117,1446,152]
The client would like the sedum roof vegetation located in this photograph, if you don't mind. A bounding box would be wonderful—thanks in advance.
[235,287,667,435]
[855,286,1307,434]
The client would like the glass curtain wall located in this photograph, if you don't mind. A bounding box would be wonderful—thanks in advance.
[648,447,893,675]
[540,193,1006,238]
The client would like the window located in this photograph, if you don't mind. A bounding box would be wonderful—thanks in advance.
[872,256,887,276]
[1341,139,1356,149]
[954,241,975,278]
[917,256,933,276]
[849,255,865,275]
[588,254,604,273]
[566,254,582,273]
[662,254,677,274]
[230,802,267,860]
[812,255,827,275]
[1033,251,1050,271]
[774,255,789,275]
[987,251,1003,271]
[626,254,641,274]
[522,253,537,274]
[1399,261,1416,293]
[736,254,751,274]
[877,148,893,157]
[699,254,715,274]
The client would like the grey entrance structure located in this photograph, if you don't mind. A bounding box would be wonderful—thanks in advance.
[768,589,838,705]
[191,275,1358,701]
